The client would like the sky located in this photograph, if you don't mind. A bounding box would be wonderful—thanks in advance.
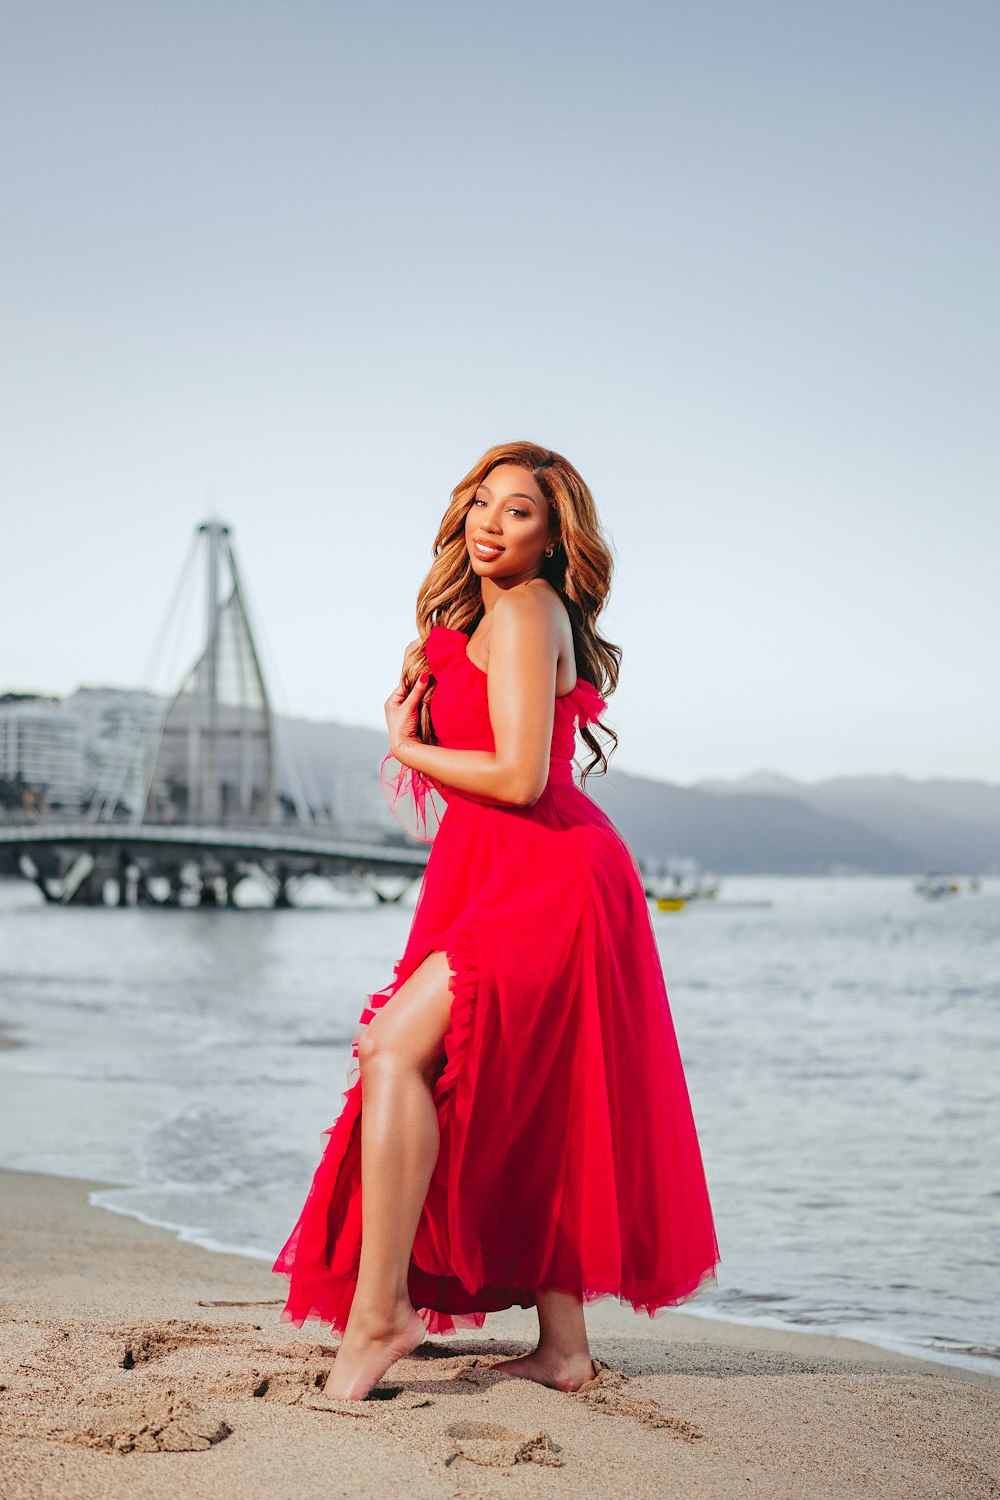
[2,0,997,785]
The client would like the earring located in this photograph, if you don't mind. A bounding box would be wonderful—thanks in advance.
[544,547,554,557]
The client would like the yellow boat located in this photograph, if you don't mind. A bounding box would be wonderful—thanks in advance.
[655,896,687,912]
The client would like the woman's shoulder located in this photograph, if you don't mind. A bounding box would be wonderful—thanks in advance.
[494,579,570,633]
[491,583,576,686]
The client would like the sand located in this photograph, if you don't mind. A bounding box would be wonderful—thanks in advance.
[0,1169,996,1499]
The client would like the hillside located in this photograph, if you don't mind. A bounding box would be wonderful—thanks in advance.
[280,716,998,875]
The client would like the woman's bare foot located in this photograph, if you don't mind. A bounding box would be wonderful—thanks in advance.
[490,1347,598,1393]
[322,1305,426,1401]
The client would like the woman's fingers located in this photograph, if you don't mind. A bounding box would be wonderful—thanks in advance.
[386,672,428,708]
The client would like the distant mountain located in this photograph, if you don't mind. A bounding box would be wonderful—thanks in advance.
[693,771,1000,873]
[277,717,996,874]
[585,770,919,875]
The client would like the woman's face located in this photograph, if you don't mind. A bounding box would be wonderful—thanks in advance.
[465,464,556,582]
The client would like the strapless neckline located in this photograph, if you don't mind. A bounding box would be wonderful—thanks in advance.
[428,623,585,702]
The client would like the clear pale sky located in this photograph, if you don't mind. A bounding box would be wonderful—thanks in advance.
[2,1,997,783]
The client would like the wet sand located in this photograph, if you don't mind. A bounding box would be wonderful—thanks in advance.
[0,1168,996,1498]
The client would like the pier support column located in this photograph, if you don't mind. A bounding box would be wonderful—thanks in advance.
[273,864,292,909]
[224,865,242,907]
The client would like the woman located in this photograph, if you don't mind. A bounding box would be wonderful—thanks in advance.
[273,440,721,1400]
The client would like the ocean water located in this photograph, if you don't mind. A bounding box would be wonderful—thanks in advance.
[0,873,997,1376]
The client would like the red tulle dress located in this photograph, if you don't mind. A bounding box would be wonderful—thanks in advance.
[272,624,721,1334]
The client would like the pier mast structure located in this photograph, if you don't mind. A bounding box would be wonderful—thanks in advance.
[3,520,429,906]
[144,520,276,829]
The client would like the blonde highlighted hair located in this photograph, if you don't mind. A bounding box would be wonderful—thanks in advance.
[402,441,621,781]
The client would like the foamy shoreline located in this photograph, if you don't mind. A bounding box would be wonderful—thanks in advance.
[77,1168,1000,1382]
[1,1168,997,1498]
[4,1162,997,1382]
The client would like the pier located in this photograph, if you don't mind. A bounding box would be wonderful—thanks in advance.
[2,520,428,907]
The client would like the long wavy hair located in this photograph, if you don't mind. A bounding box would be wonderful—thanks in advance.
[400,441,621,782]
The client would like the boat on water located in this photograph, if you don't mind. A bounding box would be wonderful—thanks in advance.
[914,873,978,899]
[639,857,775,913]
[640,860,720,911]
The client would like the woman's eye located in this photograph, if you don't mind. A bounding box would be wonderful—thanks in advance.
[471,498,527,518]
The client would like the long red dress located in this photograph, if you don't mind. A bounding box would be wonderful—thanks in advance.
[272,624,721,1334]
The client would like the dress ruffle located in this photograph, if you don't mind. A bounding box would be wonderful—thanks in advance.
[568,676,608,729]
[425,623,470,674]
[273,927,492,1338]
[379,753,448,844]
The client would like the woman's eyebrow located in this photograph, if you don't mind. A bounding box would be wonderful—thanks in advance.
[477,484,538,508]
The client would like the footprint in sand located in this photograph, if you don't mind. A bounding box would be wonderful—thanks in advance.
[119,1319,262,1369]
[70,1390,231,1455]
[445,1419,564,1468]
[457,1356,703,1439]
[569,1360,704,1440]
[247,1369,331,1404]
[249,1371,433,1413]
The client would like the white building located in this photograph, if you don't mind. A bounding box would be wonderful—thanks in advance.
[0,699,85,810]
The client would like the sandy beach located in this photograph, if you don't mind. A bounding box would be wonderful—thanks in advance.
[0,1169,996,1499]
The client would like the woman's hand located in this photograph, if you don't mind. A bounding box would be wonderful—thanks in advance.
[385,669,429,760]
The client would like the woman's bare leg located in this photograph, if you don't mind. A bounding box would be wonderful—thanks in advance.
[490,1289,597,1392]
[323,951,454,1400]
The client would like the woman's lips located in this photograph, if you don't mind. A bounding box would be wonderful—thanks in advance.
[473,540,504,560]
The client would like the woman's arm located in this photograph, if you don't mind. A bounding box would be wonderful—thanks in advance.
[388,592,560,809]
